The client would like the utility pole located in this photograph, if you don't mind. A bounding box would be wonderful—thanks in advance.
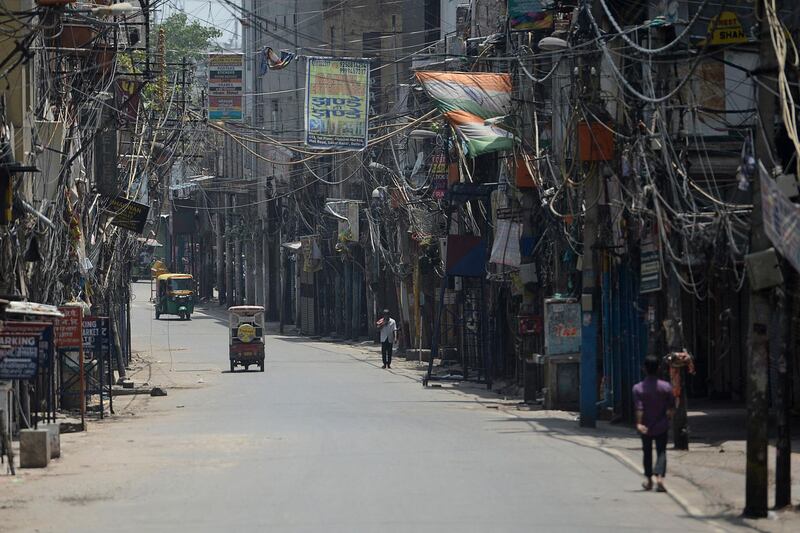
[744,0,776,518]
[224,193,234,307]
[215,200,225,304]
[579,1,601,428]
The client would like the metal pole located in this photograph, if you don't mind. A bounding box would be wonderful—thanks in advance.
[216,208,225,304]
[775,283,791,508]
[744,0,776,517]
[79,340,85,430]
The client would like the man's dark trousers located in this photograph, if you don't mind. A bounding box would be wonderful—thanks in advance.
[381,341,393,367]
[641,432,668,477]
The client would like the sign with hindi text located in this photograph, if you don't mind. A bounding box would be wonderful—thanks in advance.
[305,58,370,149]
[56,306,84,348]
[0,322,45,380]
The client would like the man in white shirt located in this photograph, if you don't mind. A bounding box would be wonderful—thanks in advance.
[378,308,398,369]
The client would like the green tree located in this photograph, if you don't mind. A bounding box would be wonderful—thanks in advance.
[157,12,223,67]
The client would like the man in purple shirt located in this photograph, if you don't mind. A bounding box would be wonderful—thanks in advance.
[633,355,675,492]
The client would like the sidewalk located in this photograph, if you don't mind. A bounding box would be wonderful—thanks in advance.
[291,333,800,532]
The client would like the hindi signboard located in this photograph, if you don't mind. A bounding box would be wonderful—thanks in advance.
[208,53,243,121]
[305,57,370,149]
[106,196,150,234]
[56,306,84,348]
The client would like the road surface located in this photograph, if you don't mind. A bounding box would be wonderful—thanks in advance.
[1,282,716,532]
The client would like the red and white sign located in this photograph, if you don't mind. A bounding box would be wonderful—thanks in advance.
[55,306,83,348]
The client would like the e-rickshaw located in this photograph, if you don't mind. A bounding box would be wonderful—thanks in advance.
[228,306,265,372]
[154,273,195,320]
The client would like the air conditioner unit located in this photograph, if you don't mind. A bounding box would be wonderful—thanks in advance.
[446,35,465,56]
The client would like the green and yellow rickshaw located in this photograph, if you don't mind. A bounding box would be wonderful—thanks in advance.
[154,273,195,320]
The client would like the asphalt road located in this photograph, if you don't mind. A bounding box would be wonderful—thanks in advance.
[3,282,716,532]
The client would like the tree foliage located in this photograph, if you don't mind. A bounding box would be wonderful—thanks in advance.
[157,13,223,66]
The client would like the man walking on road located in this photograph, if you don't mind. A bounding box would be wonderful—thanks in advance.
[378,309,398,369]
[633,354,675,493]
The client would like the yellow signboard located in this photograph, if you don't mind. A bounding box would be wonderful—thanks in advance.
[707,11,748,45]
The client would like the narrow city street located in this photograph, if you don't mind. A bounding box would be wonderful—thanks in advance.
[0,283,718,532]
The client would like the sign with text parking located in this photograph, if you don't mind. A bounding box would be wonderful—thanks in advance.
[304,57,370,149]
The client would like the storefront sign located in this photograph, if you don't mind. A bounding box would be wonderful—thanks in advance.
[208,53,243,120]
[707,11,748,46]
[305,57,370,149]
[107,196,150,234]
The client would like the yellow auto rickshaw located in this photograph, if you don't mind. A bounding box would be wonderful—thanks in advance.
[154,273,195,320]
[229,306,265,372]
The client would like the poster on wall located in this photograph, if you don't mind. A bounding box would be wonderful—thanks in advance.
[543,299,581,356]
[304,57,370,149]
[508,0,555,31]
[208,53,243,121]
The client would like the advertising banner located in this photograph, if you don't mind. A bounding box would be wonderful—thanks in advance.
[508,0,555,31]
[416,71,515,156]
[208,53,243,121]
[305,57,370,149]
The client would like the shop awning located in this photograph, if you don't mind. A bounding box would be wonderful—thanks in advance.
[4,301,64,318]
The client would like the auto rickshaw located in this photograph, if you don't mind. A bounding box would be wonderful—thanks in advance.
[228,306,265,372]
[154,273,195,320]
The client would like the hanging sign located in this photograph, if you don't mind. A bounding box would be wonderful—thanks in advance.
[106,196,150,234]
[706,11,748,46]
[640,236,662,294]
[305,57,370,149]
[208,53,244,120]
[430,153,448,199]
